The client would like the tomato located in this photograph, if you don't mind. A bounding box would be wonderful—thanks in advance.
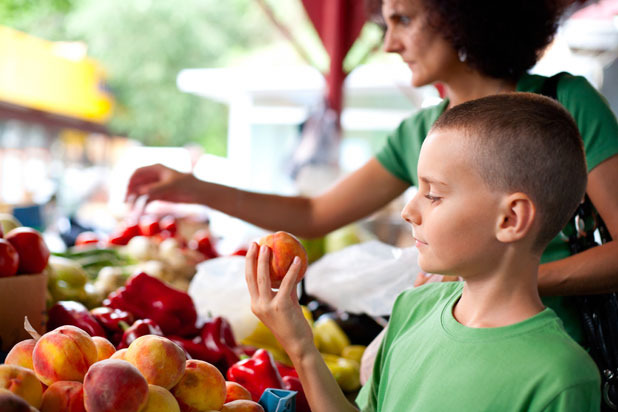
[0,238,19,277]
[75,231,100,247]
[139,216,161,236]
[5,227,50,274]
[120,222,141,239]
[108,233,131,246]
[159,215,177,234]
[188,230,218,259]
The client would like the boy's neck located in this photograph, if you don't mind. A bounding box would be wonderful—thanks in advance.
[452,252,545,328]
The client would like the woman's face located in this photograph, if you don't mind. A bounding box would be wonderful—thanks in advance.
[381,0,460,87]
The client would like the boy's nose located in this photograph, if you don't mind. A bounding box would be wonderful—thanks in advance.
[401,196,421,225]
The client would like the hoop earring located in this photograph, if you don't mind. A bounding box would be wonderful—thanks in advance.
[458,49,467,63]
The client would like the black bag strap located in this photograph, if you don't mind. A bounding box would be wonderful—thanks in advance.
[539,72,618,410]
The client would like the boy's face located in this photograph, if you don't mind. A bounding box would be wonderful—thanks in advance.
[401,129,506,278]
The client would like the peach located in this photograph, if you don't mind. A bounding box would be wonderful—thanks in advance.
[0,388,32,412]
[220,400,265,412]
[4,339,36,370]
[39,381,85,412]
[125,335,186,390]
[171,360,226,412]
[32,325,97,386]
[225,381,252,403]
[140,384,180,412]
[257,231,308,288]
[83,359,148,412]
[0,364,43,408]
[110,348,128,361]
[92,337,116,362]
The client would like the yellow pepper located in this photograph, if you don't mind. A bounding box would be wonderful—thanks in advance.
[341,345,367,363]
[314,317,351,356]
[321,353,361,392]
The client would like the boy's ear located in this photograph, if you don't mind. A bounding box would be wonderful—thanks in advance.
[495,193,536,244]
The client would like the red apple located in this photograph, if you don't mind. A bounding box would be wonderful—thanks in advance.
[0,239,19,277]
[5,227,49,274]
[257,231,308,288]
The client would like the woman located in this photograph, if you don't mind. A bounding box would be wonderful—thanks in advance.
[127,0,618,340]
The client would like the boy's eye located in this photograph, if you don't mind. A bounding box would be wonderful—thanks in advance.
[424,194,441,203]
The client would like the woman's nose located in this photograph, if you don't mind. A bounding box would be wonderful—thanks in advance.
[382,28,401,54]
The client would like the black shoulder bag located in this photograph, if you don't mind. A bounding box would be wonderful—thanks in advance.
[541,72,618,411]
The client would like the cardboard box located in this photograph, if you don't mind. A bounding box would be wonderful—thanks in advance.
[0,272,47,352]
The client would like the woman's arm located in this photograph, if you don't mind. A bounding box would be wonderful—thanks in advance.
[126,158,409,238]
[245,243,359,412]
[538,154,618,295]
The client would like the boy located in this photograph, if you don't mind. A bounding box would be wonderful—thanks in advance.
[245,93,601,411]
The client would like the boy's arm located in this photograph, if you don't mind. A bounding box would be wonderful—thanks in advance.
[245,243,359,412]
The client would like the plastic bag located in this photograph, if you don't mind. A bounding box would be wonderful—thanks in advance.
[304,240,420,317]
[188,256,259,341]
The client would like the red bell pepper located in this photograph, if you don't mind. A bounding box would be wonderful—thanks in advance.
[201,316,240,373]
[117,318,164,349]
[276,361,299,379]
[226,348,284,402]
[90,306,134,346]
[47,301,106,337]
[104,272,198,336]
[282,375,310,412]
[168,335,218,364]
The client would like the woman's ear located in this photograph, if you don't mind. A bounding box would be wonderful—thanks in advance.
[496,193,536,244]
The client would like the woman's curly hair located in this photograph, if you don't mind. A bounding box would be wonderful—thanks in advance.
[365,0,574,81]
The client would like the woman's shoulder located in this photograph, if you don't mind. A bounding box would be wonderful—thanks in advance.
[393,99,448,138]
[518,72,598,96]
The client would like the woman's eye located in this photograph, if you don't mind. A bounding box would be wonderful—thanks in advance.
[424,194,441,203]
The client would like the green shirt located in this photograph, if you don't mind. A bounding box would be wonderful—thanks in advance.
[375,73,618,341]
[356,282,601,412]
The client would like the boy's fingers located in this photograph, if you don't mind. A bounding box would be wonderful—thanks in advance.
[279,256,301,299]
[244,243,259,299]
[256,244,273,296]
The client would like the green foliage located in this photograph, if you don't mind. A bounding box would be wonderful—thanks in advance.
[2,0,278,154]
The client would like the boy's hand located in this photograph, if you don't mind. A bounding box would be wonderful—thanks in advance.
[245,242,315,358]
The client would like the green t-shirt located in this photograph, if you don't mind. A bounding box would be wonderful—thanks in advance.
[356,282,601,412]
[375,73,618,341]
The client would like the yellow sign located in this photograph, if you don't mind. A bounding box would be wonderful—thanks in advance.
[0,25,113,123]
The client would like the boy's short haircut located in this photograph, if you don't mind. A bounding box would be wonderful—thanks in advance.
[431,92,587,250]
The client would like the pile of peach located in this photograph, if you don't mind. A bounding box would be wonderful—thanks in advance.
[1,326,264,412]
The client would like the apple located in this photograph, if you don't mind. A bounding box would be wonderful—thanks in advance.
[257,231,308,288]
[0,239,19,277]
[5,227,50,274]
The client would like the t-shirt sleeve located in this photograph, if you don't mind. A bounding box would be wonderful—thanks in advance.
[375,119,418,185]
[558,75,618,172]
[540,381,601,412]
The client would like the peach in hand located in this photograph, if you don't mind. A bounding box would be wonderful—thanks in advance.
[225,381,252,403]
[257,231,308,288]
[171,359,226,412]
[39,381,86,412]
[0,364,43,408]
[83,359,149,412]
[32,325,97,386]
[4,339,36,371]
[125,335,186,390]
[140,384,180,412]
[220,400,265,412]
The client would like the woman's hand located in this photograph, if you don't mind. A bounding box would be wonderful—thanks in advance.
[125,163,199,205]
[245,242,315,358]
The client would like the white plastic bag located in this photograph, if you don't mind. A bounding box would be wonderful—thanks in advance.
[188,256,259,341]
[304,240,420,316]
